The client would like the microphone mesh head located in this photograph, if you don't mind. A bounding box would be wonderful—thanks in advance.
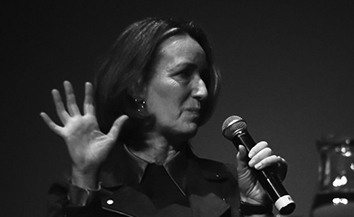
[222,115,247,140]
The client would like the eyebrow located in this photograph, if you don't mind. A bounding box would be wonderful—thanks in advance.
[172,59,207,70]
[166,62,198,74]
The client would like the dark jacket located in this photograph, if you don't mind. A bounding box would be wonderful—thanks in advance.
[47,145,240,217]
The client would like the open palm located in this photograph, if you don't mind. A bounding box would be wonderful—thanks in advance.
[40,81,128,175]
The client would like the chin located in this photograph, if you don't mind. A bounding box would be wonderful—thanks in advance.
[181,123,199,138]
[163,121,200,141]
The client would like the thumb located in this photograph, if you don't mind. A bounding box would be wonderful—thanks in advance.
[236,145,249,168]
[107,115,129,140]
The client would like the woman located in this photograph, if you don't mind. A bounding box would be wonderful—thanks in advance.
[41,17,287,217]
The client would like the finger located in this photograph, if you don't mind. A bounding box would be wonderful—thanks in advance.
[107,115,129,141]
[40,112,63,136]
[248,147,273,168]
[248,141,269,158]
[64,81,81,116]
[52,89,70,124]
[253,155,288,182]
[83,82,95,115]
[252,155,282,170]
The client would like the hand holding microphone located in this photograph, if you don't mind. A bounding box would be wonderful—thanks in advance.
[222,115,295,215]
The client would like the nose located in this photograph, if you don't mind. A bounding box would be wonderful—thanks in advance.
[192,75,208,101]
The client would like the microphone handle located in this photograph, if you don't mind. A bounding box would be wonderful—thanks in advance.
[233,131,296,215]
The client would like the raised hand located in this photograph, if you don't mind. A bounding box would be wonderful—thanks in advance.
[236,141,287,204]
[40,81,128,188]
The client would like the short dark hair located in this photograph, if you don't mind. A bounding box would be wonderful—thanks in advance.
[94,17,220,141]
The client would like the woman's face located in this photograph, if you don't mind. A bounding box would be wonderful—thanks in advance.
[144,34,209,140]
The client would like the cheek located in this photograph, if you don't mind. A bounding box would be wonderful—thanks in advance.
[146,79,186,114]
[148,77,175,101]
[157,79,179,98]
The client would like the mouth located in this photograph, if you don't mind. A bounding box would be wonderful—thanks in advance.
[185,108,201,118]
[187,107,200,112]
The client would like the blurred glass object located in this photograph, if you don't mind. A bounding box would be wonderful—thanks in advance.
[310,135,354,217]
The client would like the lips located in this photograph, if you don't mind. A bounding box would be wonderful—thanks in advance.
[186,105,200,112]
[185,108,201,119]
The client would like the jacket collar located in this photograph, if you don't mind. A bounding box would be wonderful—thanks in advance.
[100,143,188,195]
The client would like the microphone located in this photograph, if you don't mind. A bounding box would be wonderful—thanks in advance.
[222,115,295,215]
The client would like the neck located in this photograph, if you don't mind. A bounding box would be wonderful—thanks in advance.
[128,132,186,165]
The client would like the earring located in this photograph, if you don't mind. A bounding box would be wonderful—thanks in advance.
[134,98,146,113]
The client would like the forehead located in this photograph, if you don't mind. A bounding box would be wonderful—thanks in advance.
[158,35,205,60]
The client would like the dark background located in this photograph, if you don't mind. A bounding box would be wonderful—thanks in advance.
[2,0,354,216]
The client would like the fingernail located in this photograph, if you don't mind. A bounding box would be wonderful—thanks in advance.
[248,158,255,167]
[255,162,262,169]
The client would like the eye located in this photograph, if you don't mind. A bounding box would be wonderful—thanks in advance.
[174,65,194,82]
[179,68,193,79]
